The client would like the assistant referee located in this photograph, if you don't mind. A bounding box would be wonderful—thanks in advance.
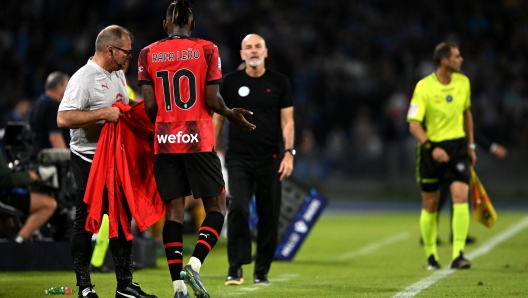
[214,33,295,286]
[407,42,476,271]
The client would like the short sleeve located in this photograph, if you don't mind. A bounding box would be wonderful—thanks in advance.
[279,74,294,108]
[138,47,153,86]
[407,81,426,122]
[464,78,471,111]
[205,43,222,85]
[59,82,91,111]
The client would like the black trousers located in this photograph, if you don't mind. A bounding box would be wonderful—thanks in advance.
[226,156,282,275]
[70,152,133,286]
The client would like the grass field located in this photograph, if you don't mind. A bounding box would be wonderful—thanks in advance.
[1,211,528,297]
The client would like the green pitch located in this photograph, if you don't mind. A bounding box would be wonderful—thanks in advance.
[1,211,527,297]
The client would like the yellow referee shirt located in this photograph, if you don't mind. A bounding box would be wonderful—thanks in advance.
[406,72,471,142]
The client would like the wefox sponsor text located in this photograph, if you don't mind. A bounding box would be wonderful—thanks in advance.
[157,131,199,144]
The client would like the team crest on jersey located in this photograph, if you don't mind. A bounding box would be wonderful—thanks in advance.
[238,86,250,97]
[456,162,465,172]
[116,93,124,103]
[446,95,453,102]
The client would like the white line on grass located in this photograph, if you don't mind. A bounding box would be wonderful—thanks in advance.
[393,216,528,298]
[336,232,411,261]
[221,274,298,297]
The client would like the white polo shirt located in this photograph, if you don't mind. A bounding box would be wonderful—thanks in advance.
[59,59,129,162]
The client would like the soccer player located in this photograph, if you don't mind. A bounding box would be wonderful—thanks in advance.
[138,1,255,297]
[213,34,295,285]
[407,42,475,270]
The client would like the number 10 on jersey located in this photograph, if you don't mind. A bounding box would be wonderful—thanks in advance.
[156,69,197,111]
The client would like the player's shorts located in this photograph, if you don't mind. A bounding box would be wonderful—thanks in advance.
[0,192,30,217]
[416,138,470,192]
[154,151,225,201]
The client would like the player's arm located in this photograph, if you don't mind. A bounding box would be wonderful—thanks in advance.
[205,84,255,131]
[57,108,122,129]
[142,85,157,124]
[464,109,477,165]
[213,112,226,148]
[279,106,295,180]
[49,132,67,148]
[409,121,428,145]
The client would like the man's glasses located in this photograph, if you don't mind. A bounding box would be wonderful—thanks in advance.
[112,45,132,57]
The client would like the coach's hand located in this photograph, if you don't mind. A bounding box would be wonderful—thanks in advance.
[432,147,449,163]
[228,108,256,131]
[103,106,123,123]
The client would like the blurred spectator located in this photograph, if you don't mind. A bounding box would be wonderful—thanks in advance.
[3,0,528,181]
[28,71,70,159]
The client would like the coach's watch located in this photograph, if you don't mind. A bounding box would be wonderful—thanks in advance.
[285,148,296,156]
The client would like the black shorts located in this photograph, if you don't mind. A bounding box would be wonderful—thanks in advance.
[154,152,225,201]
[0,192,30,217]
[417,138,470,192]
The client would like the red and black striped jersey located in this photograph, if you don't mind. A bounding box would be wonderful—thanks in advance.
[138,36,222,154]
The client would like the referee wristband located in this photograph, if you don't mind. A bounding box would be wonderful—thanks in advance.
[468,143,476,150]
[422,140,435,151]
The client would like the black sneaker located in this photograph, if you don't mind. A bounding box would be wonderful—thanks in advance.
[181,265,210,298]
[426,254,441,270]
[253,274,269,285]
[451,251,471,269]
[78,285,98,298]
[225,265,244,285]
[115,282,157,298]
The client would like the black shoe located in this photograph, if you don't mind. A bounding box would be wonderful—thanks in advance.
[254,274,269,285]
[426,254,441,270]
[115,282,157,298]
[78,285,99,298]
[225,265,244,285]
[450,251,471,269]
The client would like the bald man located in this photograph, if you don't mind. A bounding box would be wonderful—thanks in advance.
[214,34,295,285]
[58,25,156,298]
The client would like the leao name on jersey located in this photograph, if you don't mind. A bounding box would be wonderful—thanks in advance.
[151,49,201,63]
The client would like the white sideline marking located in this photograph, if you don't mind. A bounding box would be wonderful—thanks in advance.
[221,274,298,297]
[393,216,528,298]
[336,232,410,261]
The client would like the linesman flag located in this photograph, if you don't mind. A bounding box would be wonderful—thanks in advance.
[469,166,498,228]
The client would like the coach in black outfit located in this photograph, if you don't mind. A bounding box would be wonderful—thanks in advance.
[214,33,295,285]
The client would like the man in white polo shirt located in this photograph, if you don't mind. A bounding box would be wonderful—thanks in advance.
[58,25,156,298]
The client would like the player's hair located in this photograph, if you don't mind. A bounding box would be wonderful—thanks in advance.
[166,0,193,28]
[44,71,69,91]
[433,42,458,65]
[95,25,134,52]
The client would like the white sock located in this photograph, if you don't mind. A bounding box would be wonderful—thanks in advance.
[173,280,187,293]
[188,256,202,272]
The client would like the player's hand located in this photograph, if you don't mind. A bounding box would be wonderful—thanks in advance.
[432,147,449,163]
[228,108,256,131]
[103,106,123,123]
[279,154,294,181]
[468,149,477,166]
